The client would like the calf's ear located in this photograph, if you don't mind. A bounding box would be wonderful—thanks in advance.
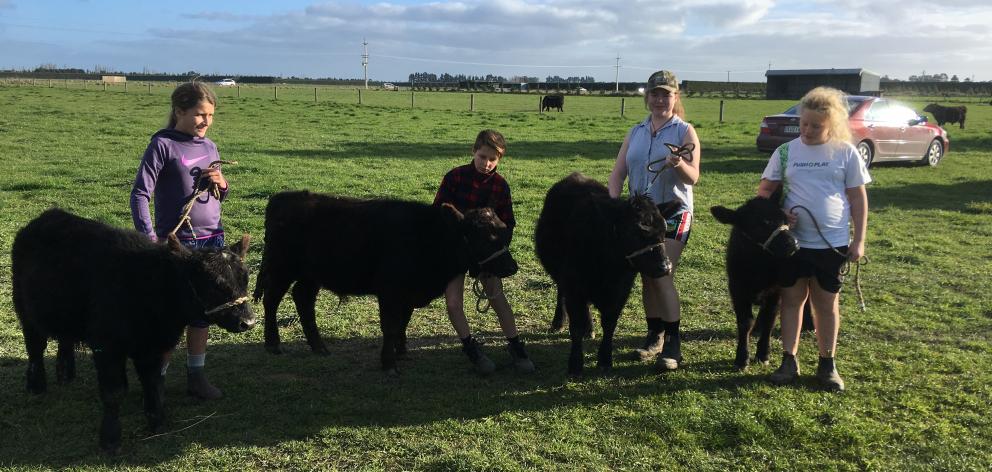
[441,203,464,221]
[166,234,191,257]
[230,234,251,260]
[710,206,736,225]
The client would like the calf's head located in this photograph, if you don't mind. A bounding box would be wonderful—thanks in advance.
[617,196,673,278]
[168,234,257,332]
[444,204,518,278]
[710,191,799,258]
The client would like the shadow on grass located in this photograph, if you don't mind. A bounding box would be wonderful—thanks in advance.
[0,330,757,467]
[870,179,992,213]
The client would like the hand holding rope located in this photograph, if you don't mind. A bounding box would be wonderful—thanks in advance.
[168,160,237,238]
[647,142,695,184]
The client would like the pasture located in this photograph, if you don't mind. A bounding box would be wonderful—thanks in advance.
[0,84,990,470]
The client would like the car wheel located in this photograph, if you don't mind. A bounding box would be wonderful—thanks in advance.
[857,141,874,167]
[922,139,943,167]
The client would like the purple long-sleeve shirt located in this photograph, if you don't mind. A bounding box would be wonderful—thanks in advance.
[130,128,228,241]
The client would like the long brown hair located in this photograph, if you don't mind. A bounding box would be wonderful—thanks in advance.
[166,82,217,129]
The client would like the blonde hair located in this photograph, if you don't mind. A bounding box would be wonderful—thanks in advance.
[799,86,851,143]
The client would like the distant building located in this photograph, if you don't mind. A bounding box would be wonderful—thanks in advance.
[101,75,126,84]
[765,69,880,99]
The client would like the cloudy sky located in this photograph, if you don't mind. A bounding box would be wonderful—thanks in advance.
[2,0,991,83]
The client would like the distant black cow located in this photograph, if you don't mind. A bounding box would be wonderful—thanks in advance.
[923,103,967,129]
[542,94,564,112]
[253,190,518,374]
[535,173,681,375]
[12,209,254,453]
[710,191,802,370]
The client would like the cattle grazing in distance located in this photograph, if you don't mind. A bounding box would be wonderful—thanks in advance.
[11,209,255,453]
[253,190,518,374]
[710,191,803,371]
[923,103,967,129]
[542,94,564,112]
[535,173,681,375]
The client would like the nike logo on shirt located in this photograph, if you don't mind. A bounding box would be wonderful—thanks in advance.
[181,154,210,167]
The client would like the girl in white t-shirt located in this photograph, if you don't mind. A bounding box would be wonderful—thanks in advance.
[757,86,871,391]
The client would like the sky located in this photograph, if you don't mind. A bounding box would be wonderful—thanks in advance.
[2,0,991,83]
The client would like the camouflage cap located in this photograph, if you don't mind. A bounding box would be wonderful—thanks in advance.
[646,70,678,93]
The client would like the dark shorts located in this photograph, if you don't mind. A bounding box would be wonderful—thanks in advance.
[180,233,225,327]
[778,246,848,293]
[664,212,692,244]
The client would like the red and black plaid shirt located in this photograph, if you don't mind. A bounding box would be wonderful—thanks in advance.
[433,163,515,236]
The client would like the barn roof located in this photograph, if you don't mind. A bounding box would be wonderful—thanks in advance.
[765,68,880,77]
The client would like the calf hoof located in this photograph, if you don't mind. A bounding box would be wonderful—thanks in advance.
[100,440,122,456]
[264,343,284,355]
[309,343,330,356]
[734,361,749,372]
[26,381,47,395]
[754,356,770,366]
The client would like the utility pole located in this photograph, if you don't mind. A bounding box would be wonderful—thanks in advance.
[614,54,621,93]
[362,38,369,89]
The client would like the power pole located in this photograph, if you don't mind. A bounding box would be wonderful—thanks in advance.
[362,38,369,89]
[614,54,621,93]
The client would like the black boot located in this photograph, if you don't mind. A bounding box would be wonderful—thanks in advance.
[816,356,845,392]
[633,318,665,361]
[656,320,682,371]
[506,337,535,373]
[461,336,495,375]
[770,352,800,386]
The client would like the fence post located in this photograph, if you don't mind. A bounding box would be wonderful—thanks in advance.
[274,86,278,100]
[719,100,725,123]
[358,89,362,104]
[237,85,240,98]
[470,93,475,111]
[49,79,52,88]
[621,98,626,117]
[314,87,318,103]
[148,83,152,94]
[103,82,107,92]
[538,96,543,114]
[410,91,414,108]
[124,82,127,93]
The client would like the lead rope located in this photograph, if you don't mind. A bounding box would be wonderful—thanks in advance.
[790,204,869,312]
[472,275,495,314]
[646,142,695,185]
[168,160,237,238]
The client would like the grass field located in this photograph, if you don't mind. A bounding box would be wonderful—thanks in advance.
[1,83,991,470]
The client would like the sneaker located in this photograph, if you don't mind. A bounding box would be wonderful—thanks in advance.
[633,330,664,361]
[816,357,846,392]
[507,339,536,373]
[656,333,683,371]
[187,371,223,400]
[769,353,800,386]
[461,337,496,375]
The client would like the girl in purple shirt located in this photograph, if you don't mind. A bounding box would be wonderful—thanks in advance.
[130,82,229,400]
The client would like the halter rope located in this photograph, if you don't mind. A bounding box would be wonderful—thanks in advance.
[790,205,869,312]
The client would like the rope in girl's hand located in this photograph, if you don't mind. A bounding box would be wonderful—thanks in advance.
[168,160,237,238]
[647,142,695,184]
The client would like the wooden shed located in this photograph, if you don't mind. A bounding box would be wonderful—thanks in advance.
[765,69,880,99]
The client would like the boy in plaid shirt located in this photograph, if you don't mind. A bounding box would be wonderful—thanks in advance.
[434,129,534,375]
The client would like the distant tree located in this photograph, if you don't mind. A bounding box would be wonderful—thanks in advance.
[951,75,959,82]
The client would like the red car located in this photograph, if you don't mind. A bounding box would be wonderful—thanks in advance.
[757,96,949,167]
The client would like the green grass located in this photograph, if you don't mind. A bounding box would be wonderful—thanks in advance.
[1,84,991,470]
